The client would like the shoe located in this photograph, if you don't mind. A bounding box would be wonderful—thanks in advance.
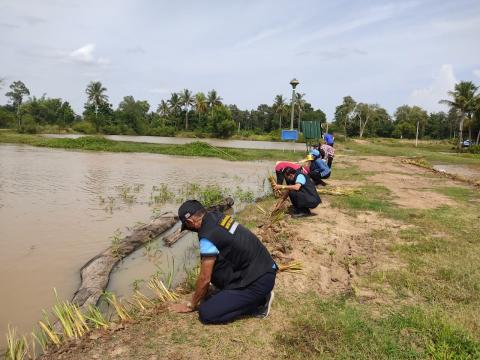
[291,208,311,218]
[317,179,328,187]
[255,291,275,318]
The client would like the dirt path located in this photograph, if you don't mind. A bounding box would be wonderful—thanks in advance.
[41,155,471,360]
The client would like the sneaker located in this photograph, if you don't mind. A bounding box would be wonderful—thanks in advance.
[255,291,275,318]
[291,208,311,218]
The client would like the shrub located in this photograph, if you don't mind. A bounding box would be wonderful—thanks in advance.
[147,126,176,137]
[72,121,96,134]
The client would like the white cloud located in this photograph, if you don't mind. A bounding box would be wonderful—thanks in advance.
[409,64,457,112]
[474,69,480,78]
[69,44,110,66]
[300,1,419,44]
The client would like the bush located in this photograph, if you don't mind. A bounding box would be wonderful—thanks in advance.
[72,121,96,134]
[465,145,480,154]
[207,105,235,138]
[147,126,176,137]
[19,115,38,134]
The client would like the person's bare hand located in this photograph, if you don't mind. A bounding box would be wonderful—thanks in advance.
[169,302,193,313]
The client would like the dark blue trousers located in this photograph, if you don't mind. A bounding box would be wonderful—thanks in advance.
[199,271,276,324]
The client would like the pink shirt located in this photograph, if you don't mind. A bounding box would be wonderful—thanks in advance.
[275,161,309,174]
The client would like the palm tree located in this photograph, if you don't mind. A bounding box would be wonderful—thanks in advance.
[156,100,170,127]
[207,89,223,111]
[295,92,306,130]
[179,89,194,130]
[273,95,287,129]
[195,92,208,115]
[85,81,108,119]
[440,81,478,149]
[168,92,182,129]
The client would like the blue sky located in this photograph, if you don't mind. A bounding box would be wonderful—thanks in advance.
[1,0,479,120]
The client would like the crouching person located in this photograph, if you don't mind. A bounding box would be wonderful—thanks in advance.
[170,200,277,323]
[274,166,321,217]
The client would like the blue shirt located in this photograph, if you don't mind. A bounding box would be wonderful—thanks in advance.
[199,238,276,269]
[324,133,334,145]
[295,174,306,185]
[312,159,331,178]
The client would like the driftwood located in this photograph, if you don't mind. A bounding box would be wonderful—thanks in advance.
[72,197,235,310]
[163,197,235,247]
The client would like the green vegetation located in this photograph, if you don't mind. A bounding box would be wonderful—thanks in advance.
[3,78,479,147]
[342,138,480,165]
[276,296,480,359]
[0,132,301,161]
[332,81,480,146]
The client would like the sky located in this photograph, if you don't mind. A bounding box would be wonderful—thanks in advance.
[1,0,479,120]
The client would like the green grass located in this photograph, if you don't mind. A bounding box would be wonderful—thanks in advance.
[0,132,303,162]
[342,138,480,166]
[434,186,480,203]
[276,295,480,359]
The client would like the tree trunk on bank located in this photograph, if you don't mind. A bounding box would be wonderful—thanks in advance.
[185,108,189,130]
[458,114,465,150]
[476,130,480,145]
[72,197,234,311]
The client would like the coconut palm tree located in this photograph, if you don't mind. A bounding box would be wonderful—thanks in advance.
[168,92,182,129]
[195,92,208,115]
[207,89,223,111]
[179,89,194,130]
[440,81,478,149]
[273,95,288,129]
[156,100,170,127]
[295,92,306,130]
[85,81,108,119]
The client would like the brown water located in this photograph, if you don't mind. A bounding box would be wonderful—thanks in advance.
[43,133,305,151]
[0,144,273,348]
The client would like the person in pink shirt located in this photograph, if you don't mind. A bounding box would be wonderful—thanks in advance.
[275,161,309,184]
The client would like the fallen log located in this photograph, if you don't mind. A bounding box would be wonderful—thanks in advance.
[163,197,235,247]
[72,197,234,310]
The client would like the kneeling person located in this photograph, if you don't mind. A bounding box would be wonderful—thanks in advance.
[170,200,276,324]
[274,167,321,217]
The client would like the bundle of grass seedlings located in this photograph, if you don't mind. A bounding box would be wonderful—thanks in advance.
[4,275,177,360]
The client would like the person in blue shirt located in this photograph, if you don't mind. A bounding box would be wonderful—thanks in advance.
[306,149,331,186]
[323,133,334,146]
[274,166,321,217]
[170,200,277,324]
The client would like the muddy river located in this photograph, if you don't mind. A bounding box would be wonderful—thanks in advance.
[0,144,273,348]
[43,133,306,151]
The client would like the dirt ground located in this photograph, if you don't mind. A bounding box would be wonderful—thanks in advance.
[40,155,469,360]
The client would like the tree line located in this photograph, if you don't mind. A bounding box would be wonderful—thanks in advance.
[0,78,479,145]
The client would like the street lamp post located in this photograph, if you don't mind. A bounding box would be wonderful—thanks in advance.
[289,78,299,130]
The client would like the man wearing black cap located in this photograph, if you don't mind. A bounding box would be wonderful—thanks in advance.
[170,200,277,324]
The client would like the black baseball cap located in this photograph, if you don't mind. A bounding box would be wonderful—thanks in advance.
[178,200,205,231]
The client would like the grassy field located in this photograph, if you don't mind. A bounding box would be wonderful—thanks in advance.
[0,132,300,162]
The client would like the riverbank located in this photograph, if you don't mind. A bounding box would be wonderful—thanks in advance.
[36,153,480,359]
[0,132,301,161]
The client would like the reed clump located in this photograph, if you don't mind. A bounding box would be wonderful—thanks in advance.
[4,275,177,360]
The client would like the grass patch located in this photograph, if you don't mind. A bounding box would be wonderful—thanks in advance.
[343,138,480,166]
[434,186,480,203]
[276,295,480,359]
[332,164,376,181]
[0,132,303,162]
